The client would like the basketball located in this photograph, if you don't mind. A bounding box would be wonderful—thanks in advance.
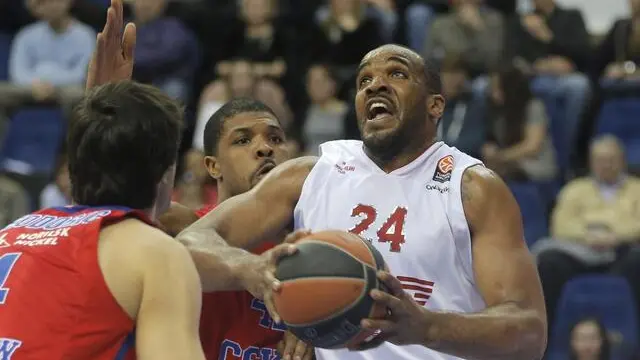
[273,230,389,349]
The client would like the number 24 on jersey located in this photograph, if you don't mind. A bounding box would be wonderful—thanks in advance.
[349,204,407,252]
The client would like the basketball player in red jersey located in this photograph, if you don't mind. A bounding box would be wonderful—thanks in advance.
[0,26,206,360]
[176,44,548,360]
[160,98,314,360]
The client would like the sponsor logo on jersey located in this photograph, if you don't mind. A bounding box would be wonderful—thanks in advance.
[334,161,355,174]
[5,210,111,231]
[425,184,449,194]
[432,155,454,183]
[0,234,9,249]
[219,339,279,360]
[0,338,22,359]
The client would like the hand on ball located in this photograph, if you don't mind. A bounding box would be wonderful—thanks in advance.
[355,271,432,348]
[240,230,311,323]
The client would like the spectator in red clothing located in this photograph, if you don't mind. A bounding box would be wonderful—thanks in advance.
[159,98,313,360]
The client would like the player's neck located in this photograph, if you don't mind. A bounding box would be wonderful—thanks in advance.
[365,138,437,173]
[216,185,232,205]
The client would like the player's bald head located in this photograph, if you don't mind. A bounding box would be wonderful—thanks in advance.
[358,44,442,94]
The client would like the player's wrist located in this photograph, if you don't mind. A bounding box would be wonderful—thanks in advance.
[419,309,446,348]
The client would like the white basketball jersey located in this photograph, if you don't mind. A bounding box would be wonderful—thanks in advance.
[293,140,486,360]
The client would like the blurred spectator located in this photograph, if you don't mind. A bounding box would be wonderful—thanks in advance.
[0,176,29,228]
[592,0,640,84]
[535,135,640,333]
[39,156,70,209]
[195,59,292,152]
[504,0,591,150]
[301,64,349,155]
[312,0,384,83]
[437,55,486,158]
[482,66,557,181]
[570,317,611,360]
[424,0,504,79]
[131,0,199,102]
[216,0,289,82]
[402,0,436,53]
[0,0,95,112]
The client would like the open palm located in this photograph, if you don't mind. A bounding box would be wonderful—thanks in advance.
[86,0,137,89]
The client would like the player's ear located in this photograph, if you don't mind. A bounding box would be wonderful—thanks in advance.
[204,155,222,181]
[426,94,445,124]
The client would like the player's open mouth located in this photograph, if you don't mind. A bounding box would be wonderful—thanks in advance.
[254,161,276,179]
[365,97,395,122]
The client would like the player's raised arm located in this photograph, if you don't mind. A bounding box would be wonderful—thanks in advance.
[423,166,547,359]
[134,233,205,360]
[175,156,316,292]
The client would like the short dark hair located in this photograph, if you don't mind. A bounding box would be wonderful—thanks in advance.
[423,57,442,95]
[67,81,183,209]
[203,97,278,156]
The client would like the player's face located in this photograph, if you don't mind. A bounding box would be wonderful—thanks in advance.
[207,112,289,196]
[355,49,435,154]
[29,0,72,21]
[570,321,603,360]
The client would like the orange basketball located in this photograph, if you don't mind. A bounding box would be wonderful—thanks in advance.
[273,230,388,349]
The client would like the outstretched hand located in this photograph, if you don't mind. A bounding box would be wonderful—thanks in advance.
[86,0,137,90]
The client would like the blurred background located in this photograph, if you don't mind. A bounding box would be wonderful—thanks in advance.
[1,0,640,358]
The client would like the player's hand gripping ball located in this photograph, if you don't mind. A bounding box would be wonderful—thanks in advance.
[273,230,390,350]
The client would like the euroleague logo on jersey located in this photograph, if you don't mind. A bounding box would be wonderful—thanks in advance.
[432,155,454,183]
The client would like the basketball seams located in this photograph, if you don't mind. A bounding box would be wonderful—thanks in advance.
[300,239,378,272]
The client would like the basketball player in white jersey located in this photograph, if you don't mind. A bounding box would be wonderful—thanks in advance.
[178,44,547,360]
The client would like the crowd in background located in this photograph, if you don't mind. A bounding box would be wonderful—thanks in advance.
[2,0,640,359]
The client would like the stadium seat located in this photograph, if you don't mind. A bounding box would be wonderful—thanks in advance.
[508,182,549,247]
[595,97,640,168]
[0,107,66,175]
[547,275,639,360]
[0,32,12,81]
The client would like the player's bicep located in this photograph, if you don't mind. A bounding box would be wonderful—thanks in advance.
[462,167,545,312]
[135,238,205,360]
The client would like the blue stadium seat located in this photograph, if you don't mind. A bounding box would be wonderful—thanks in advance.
[547,275,639,360]
[508,182,549,247]
[0,107,66,175]
[595,97,640,167]
[0,32,12,81]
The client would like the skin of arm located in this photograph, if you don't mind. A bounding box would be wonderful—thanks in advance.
[421,166,547,360]
[175,156,316,292]
[133,230,206,360]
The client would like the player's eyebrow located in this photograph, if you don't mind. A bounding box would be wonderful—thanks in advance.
[357,55,412,74]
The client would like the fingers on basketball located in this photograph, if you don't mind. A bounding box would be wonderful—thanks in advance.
[284,229,312,244]
[378,271,403,296]
[269,243,298,264]
[264,289,281,324]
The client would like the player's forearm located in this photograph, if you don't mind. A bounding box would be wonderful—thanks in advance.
[177,227,260,292]
[422,303,546,360]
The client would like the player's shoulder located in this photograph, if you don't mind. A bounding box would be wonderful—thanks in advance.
[102,218,189,261]
[461,166,512,210]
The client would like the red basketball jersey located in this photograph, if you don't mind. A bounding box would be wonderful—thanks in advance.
[0,205,150,360]
[195,205,284,360]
